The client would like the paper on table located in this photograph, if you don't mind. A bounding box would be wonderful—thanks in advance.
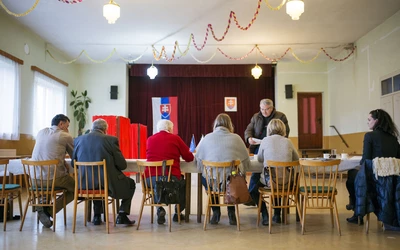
[252,138,262,145]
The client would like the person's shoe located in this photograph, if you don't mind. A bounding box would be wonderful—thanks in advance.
[228,210,237,226]
[157,207,166,225]
[346,215,363,225]
[173,213,185,222]
[210,210,221,225]
[346,204,354,210]
[38,210,53,228]
[116,213,135,225]
[93,214,102,225]
[272,214,281,224]
[243,200,256,206]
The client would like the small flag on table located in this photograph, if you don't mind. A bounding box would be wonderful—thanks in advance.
[189,134,196,152]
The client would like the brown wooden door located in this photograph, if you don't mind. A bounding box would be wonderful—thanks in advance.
[297,93,323,149]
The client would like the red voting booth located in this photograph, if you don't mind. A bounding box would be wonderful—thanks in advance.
[92,115,147,159]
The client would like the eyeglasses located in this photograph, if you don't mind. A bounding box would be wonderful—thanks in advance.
[260,107,272,112]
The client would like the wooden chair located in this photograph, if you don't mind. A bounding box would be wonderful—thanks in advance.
[0,159,23,231]
[299,159,341,235]
[136,160,181,232]
[202,160,241,231]
[257,160,301,233]
[72,160,116,234]
[20,159,67,232]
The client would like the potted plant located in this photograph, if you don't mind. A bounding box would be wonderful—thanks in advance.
[70,90,91,136]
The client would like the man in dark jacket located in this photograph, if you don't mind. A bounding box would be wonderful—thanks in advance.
[244,99,290,207]
[72,118,136,225]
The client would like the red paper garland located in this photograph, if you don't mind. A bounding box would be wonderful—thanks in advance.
[58,0,83,4]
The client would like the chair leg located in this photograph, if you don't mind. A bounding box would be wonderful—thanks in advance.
[301,196,307,235]
[295,196,302,226]
[19,198,30,231]
[268,196,272,234]
[177,204,181,224]
[203,202,210,231]
[329,200,334,228]
[136,195,146,230]
[235,204,240,231]
[256,193,262,227]
[112,199,116,227]
[168,204,172,232]
[72,195,78,233]
[63,191,67,226]
[3,195,8,231]
[333,198,341,236]
[105,198,110,234]
[18,191,23,220]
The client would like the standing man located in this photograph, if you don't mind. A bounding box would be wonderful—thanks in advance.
[31,114,75,228]
[72,118,136,225]
[244,99,290,205]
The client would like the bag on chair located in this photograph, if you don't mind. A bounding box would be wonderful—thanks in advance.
[154,160,185,205]
[224,161,252,204]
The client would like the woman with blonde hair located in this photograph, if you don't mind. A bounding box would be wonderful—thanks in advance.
[195,113,250,226]
[254,119,299,226]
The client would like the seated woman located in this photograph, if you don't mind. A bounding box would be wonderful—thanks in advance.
[195,113,250,226]
[346,109,400,224]
[251,119,299,226]
[145,119,194,224]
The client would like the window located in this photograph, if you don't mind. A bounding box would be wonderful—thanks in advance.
[33,71,67,137]
[0,54,20,140]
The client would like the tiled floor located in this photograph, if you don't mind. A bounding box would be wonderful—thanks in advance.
[1,175,399,250]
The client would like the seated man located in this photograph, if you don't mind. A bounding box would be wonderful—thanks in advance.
[72,118,136,225]
[31,114,75,228]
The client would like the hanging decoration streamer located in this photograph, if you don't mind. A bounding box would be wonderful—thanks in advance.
[152,35,193,62]
[46,47,148,64]
[58,0,83,3]
[256,46,290,61]
[264,0,287,11]
[321,47,356,62]
[0,0,40,17]
[217,46,257,61]
[189,50,218,64]
[191,0,263,50]
[289,48,322,63]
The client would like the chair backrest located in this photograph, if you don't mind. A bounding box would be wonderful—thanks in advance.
[299,159,341,208]
[21,159,59,208]
[266,160,300,207]
[201,160,241,200]
[136,160,174,193]
[0,159,10,196]
[73,160,108,198]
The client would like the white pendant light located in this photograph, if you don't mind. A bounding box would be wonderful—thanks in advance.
[251,65,262,79]
[286,0,304,21]
[147,64,158,79]
[103,0,120,24]
[251,46,262,79]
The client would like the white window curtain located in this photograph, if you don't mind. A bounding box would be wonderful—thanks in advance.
[33,71,67,137]
[0,55,20,140]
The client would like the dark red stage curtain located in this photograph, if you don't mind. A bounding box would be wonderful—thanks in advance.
[128,64,275,146]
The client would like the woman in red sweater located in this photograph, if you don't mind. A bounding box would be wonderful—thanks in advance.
[146,119,194,224]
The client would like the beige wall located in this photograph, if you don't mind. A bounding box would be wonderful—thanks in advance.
[76,64,129,133]
[0,12,78,135]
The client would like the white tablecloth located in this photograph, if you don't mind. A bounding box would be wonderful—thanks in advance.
[2,156,361,175]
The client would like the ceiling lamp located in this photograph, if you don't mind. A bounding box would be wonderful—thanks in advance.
[251,65,262,79]
[286,0,304,20]
[147,64,158,79]
[103,0,120,24]
[251,46,262,79]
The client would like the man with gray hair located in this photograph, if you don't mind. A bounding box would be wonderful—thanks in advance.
[73,118,136,225]
[244,98,290,208]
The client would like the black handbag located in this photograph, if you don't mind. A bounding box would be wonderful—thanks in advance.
[154,160,185,205]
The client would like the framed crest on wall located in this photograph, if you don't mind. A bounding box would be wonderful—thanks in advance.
[224,97,237,112]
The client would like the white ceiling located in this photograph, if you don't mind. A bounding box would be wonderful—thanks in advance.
[2,0,400,64]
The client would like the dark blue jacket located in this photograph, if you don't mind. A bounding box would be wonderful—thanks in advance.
[355,159,400,227]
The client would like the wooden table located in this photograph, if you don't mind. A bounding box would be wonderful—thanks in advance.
[300,149,332,158]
